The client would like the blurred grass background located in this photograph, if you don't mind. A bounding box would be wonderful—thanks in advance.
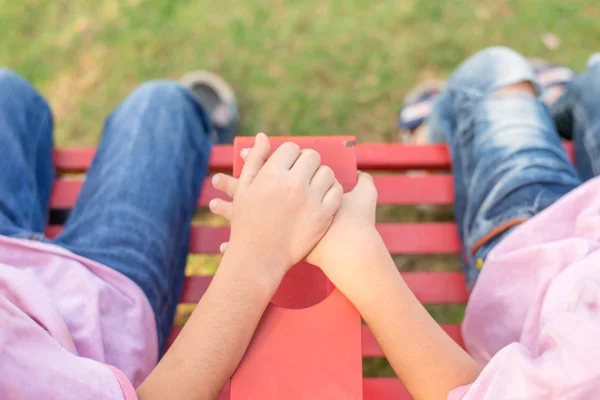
[2,0,599,146]
[3,0,599,379]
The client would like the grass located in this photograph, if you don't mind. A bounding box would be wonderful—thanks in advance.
[2,0,600,146]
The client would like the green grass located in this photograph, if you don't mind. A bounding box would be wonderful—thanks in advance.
[2,0,600,146]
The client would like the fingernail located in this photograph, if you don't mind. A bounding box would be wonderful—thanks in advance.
[212,174,220,186]
[209,199,218,211]
[219,242,228,253]
[241,148,250,160]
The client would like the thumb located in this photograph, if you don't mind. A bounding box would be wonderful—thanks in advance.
[349,171,377,206]
[239,133,271,189]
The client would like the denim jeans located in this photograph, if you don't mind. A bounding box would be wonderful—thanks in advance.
[0,69,212,351]
[429,47,600,288]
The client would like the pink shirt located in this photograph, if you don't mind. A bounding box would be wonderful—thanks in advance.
[450,177,600,399]
[0,236,156,399]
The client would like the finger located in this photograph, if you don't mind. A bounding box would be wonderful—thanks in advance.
[290,149,321,180]
[351,171,378,206]
[321,180,344,215]
[208,198,233,220]
[310,165,335,200]
[219,242,229,254]
[264,142,301,170]
[354,171,376,193]
[212,173,238,198]
[239,133,271,188]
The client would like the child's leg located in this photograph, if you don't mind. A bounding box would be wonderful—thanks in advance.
[0,69,54,238]
[54,81,213,352]
[567,55,600,181]
[428,47,582,289]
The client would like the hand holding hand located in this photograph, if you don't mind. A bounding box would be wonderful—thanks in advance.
[209,133,343,282]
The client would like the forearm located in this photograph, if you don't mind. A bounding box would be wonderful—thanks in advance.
[324,232,481,400]
[137,250,281,400]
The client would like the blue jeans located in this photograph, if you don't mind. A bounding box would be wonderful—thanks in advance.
[429,47,600,288]
[0,69,212,351]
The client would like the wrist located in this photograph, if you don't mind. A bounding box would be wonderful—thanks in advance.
[220,243,287,293]
[320,226,383,268]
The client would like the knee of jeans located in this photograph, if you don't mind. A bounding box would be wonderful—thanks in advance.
[121,80,208,126]
[448,47,538,96]
[0,68,51,111]
[129,80,192,106]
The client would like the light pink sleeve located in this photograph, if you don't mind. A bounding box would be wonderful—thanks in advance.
[0,296,128,399]
[108,365,139,400]
[447,385,469,400]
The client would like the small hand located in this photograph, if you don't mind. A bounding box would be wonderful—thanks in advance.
[304,171,378,269]
[210,133,343,281]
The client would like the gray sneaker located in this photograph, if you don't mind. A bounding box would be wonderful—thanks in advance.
[180,71,239,144]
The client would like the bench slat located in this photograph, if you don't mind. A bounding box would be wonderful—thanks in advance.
[52,141,575,172]
[53,146,235,173]
[53,145,452,172]
[179,272,467,304]
[167,323,463,356]
[46,222,460,254]
[50,175,456,208]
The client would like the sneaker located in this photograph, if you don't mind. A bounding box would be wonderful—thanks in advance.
[180,71,239,144]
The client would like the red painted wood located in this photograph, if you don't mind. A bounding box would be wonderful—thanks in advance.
[53,145,234,172]
[164,378,416,400]
[363,378,411,400]
[50,174,455,208]
[373,174,454,205]
[46,222,461,254]
[187,223,460,255]
[230,137,362,400]
[52,141,575,172]
[231,290,363,400]
[217,379,419,400]
[50,178,227,209]
[173,271,467,305]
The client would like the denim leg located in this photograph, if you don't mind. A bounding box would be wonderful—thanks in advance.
[0,69,54,238]
[55,81,213,351]
[568,54,600,181]
[428,47,582,288]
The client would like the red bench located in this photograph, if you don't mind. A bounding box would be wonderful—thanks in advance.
[52,137,567,399]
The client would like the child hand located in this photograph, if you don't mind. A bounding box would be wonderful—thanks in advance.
[305,171,380,282]
[209,133,343,281]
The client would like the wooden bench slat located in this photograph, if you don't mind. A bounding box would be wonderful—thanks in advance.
[167,323,463,356]
[53,146,235,173]
[50,178,225,209]
[50,175,456,208]
[52,141,575,172]
[178,272,467,304]
[187,223,461,255]
[46,223,460,254]
[373,174,454,205]
[53,145,453,172]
